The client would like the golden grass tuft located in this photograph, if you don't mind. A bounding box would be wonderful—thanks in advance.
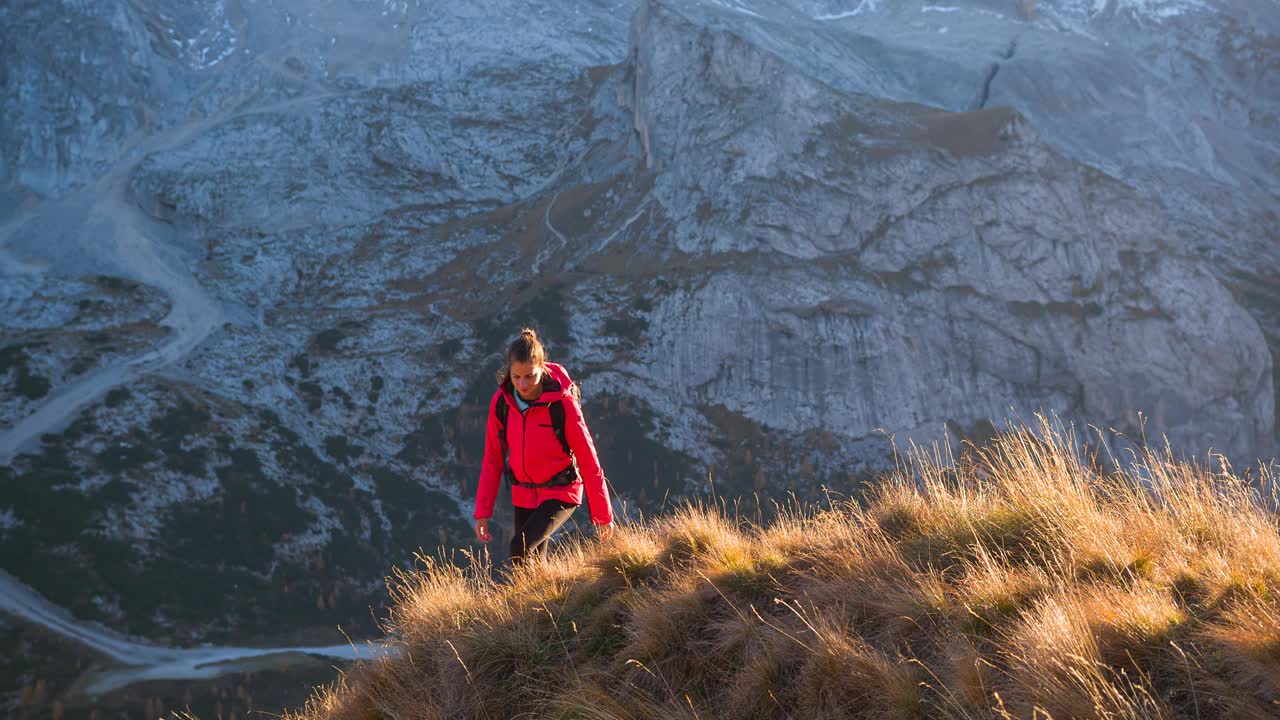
[953,547,1052,636]
[591,525,665,591]
[1082,586,1188,667]
[282,418,1280,720]
[1195,596,1280,710]
[794,613,924,720]
[1000,592,1176,719]
[938,636,998,713]
[653,503,753,570]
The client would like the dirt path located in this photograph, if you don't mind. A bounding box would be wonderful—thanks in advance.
[0,570,383,696]
[0,89,342,464]
[0,157,222,462]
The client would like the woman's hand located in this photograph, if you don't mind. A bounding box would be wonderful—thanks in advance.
[597,522,613,542]
[475,518,492,543]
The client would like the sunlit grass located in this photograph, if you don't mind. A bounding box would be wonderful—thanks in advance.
[285,417,1280,720]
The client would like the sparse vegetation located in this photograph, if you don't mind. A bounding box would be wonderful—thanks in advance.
[286,419,1280,720]
[315,328,344,353]
[602,313,649,350]
[324,434,364,464]
[0,344,27,374]
[299,381,324,412]
[13,368,51,400]
[1,343,52,400]
[0,389,474,648]
[439,338,464,360]
[290,352,312,378]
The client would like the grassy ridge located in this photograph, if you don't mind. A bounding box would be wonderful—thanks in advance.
[285,420,1279,719]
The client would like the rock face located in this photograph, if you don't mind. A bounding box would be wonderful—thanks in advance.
[617,0,1273,464]
[0,0,1276,656]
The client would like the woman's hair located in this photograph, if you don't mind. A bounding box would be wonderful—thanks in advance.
[496,328,546,384]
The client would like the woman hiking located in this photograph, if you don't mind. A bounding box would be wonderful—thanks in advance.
[474,328,613,564]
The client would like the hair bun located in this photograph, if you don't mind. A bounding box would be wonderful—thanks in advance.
[503,328,547,378]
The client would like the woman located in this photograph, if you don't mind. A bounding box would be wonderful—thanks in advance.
[474,328,613,564]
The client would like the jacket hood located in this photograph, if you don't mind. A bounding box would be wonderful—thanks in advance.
[500,361,573,405]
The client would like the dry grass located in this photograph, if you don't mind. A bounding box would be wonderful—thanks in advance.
[284,418,1280,720]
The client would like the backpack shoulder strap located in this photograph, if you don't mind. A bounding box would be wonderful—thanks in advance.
[495,393,509,437]
[494,393,516,486]
[548,397,572,458]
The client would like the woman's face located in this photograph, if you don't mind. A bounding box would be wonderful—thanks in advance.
[510,359,544,401]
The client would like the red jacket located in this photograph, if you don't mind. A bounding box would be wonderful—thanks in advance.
[474,362,613,525]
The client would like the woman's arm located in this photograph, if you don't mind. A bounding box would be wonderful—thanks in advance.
[474,391,505,529]
[562,395,613,527]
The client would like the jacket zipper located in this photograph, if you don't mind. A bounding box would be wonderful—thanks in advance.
[520,403,536,503]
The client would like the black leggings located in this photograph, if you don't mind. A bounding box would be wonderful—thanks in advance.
[510,499,578,565]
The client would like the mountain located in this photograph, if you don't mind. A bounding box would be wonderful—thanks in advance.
[1,0,1277,712]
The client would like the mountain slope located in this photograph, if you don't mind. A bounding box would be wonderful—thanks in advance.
[285,420,1280,720]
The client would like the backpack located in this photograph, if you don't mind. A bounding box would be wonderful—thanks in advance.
[495,382,581,487]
